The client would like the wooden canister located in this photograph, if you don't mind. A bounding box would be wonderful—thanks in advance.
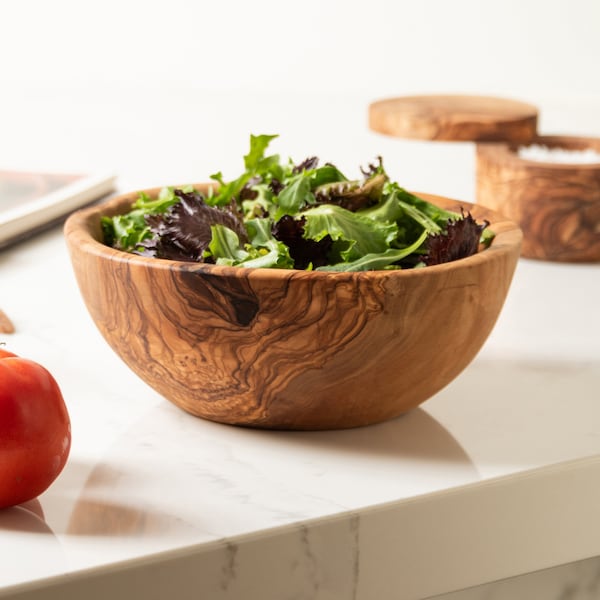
[369,94,600,262]
[476,136,600,262]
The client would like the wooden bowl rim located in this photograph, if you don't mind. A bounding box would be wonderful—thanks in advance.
[64,185,522,279]
[478,134,600,170]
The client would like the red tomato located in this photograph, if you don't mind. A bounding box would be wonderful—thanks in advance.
[0,349,71,509]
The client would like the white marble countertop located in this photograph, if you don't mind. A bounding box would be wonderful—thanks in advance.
[1,88,599,600]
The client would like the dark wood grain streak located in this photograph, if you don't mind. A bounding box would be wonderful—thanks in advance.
[65,186,522,429]
[477,136,600,262]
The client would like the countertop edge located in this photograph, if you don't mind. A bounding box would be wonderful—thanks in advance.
[3,454,600,600]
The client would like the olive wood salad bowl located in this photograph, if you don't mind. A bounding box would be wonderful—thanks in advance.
[65,186,522,430]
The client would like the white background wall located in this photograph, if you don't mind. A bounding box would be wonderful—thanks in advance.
[2,0,600,198]
[3,0,600,98]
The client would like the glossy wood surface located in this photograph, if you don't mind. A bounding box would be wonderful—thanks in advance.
[369,95,538,142]
[64,186,522,429]
[477,135,600,262]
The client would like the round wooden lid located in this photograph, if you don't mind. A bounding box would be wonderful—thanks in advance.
[368,95,538,142]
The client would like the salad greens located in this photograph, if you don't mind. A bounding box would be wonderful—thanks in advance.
[102,134,493,271]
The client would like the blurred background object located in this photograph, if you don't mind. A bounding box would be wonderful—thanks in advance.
[1,0,599,198]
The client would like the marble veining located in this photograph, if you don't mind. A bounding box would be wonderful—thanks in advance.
[427,555,600,600]
[219,542,238,592]
[350,514,361,600]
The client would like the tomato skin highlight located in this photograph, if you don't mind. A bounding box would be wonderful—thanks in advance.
[0,350,71,509]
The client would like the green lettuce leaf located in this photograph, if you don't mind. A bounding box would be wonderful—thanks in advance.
[208,223,293,269]
[301,204,397,262]
[276,175,313,218]
[316,231,428,272]
[102,134,493,271]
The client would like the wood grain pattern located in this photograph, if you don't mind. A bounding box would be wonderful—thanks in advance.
[477,136,600,262]
[0,308,15,334]
[64,186,522,430]
[369,95,538,142]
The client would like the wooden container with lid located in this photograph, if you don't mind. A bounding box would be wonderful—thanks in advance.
[369,94,600,262]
